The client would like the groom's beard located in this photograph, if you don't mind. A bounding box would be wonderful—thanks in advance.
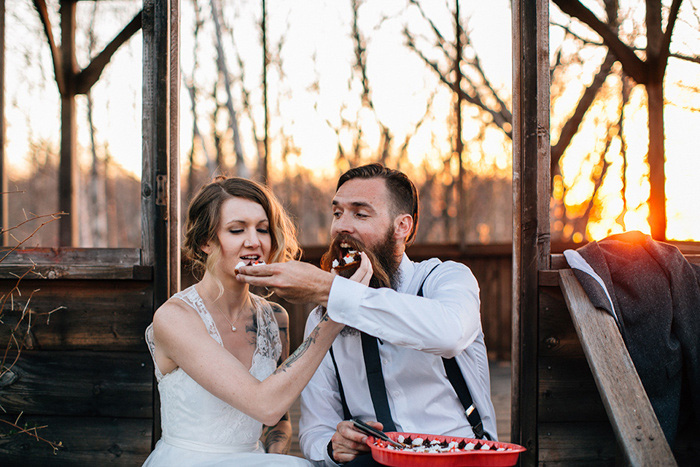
[319,227,403,337]
[371,227,402,291]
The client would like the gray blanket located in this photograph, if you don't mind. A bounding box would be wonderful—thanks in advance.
[564,231,700,447]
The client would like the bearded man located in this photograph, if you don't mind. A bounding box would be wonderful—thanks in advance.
[237,163,496,466]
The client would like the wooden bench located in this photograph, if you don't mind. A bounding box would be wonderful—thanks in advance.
[558,269,676,466]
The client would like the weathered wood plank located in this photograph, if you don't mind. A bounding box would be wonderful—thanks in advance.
[538,269,561,286]
[0,264,152,280]
[512,0,551,462]
[0,1,6,247]
[538,421,616,465]
[538,356,607,422]
[0,415,151,465]
[539,286,584,358]
[559,269,676,465]
[0,351,152,418]
[0,280,152,350]
[0,248,141,265]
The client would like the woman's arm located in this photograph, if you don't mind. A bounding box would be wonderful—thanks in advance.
[153,303,343,426]
[261,303,292,454]
[153,254,372,427]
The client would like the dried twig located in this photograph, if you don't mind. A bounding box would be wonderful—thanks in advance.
[0,194,64,451]
[0,415,63,454]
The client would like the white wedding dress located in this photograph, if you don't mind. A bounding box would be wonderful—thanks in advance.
[143,286,312,466]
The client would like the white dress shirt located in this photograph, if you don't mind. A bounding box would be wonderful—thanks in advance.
[299,255,497,466]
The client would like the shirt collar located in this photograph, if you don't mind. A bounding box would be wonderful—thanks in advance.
[396,253,413,293]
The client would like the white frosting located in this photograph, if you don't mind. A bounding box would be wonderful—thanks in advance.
[234,259,266,273]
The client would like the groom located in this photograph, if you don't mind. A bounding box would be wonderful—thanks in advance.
[237,163,496,466]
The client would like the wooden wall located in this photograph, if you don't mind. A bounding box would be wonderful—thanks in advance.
[537,270,617,465]
[535,252,700,465]
[0,255,154,465]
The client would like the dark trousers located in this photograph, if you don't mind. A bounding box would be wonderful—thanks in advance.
[344,453,382,466]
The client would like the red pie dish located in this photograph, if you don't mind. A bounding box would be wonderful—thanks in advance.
[367,432,526,467]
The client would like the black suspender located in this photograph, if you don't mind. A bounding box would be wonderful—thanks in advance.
[360,332,397,431]
[442,355,489,439]
[329,262,490,439]
[328,347,352,421]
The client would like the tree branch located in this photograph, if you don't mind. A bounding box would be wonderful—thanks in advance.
[403,29,451,89]
[469,53,513,131]
[552,0,647,83]
[659,0,683,69]
[550,20,604,46]
[669,52,700,64]
[32,0,64,95]
[407,0,451,57]
[551,51,616,175]
[75,10,142,94]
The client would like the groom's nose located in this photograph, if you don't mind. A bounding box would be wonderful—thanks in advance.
[331,214,355,237]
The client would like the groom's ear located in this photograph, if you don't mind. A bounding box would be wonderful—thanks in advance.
[393,213,413,243]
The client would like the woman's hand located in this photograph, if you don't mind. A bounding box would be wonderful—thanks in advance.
[348,252,373,286]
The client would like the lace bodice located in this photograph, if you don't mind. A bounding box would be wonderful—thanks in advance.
[145,286,282,452]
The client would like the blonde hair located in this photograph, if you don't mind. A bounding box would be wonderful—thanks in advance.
[184,177,301,284]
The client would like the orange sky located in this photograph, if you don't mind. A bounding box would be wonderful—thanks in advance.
[4,0,699,241]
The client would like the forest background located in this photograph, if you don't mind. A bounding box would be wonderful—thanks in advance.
[3,0,700,249]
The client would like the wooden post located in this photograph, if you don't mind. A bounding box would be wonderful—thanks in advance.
[0,0,7,246]
[59,0,78,246]
[169,0,180,295]
[262,0,269,183]
[511,0,550,465]
[143,0,178,446]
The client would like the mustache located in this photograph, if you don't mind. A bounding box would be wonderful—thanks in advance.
[320,234,391,289]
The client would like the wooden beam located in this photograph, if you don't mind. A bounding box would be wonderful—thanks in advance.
[512,1,550,465]
[142,0,176,449]
[75,10,143,94]
[0,0,7,246]
[169,0,180,295]
[558,270,676,465]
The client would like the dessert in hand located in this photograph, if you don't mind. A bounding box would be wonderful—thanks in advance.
[234,259,266,274]
[320,236,391,288]
[320,238,363,279]
[332,245,362,272]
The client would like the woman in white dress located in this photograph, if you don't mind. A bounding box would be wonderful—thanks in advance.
[143,177,371,466]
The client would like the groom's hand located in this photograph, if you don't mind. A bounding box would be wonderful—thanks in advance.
[236,261,334,305]
[330,420,383,463]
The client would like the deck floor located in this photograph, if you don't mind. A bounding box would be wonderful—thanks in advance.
[287,359,511,458]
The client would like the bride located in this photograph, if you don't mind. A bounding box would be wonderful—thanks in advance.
[143,177,371,466]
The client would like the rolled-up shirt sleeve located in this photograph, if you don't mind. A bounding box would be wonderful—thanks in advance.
[298,310,344,466]
[325,260,480,358]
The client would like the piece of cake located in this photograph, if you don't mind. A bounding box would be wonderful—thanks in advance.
[234,259,266,274]
[331,248,362,272]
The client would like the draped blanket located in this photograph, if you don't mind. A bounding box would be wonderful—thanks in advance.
[563,231,700,447]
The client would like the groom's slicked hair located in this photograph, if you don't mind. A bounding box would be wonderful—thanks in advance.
[336,163,419,245]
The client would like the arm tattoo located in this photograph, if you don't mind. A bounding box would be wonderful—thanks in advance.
[263,428,292,453]
[245,314,259,345]
[271,302,290,365]
[272,314,329,375]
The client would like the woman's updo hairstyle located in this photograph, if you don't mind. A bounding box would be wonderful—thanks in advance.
[183,176,300,279]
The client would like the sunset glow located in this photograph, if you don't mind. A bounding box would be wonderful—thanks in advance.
[4,1,699,243]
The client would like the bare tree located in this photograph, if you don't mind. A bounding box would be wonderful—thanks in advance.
[209,0,249,178]
[552,0,700,240]
[32,1,142,246]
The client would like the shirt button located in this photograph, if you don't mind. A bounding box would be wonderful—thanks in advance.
[382,359,389,365]
[392,391,400,398]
